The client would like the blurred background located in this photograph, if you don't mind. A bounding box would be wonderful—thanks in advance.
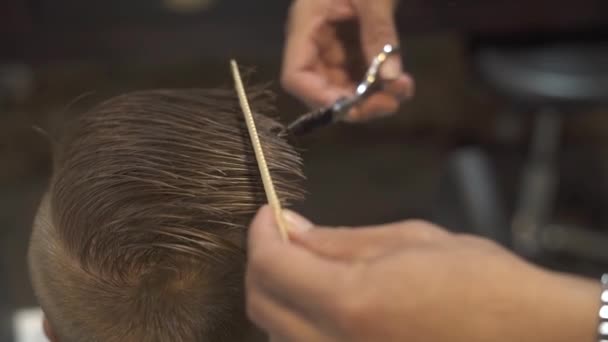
[2,0,608,340]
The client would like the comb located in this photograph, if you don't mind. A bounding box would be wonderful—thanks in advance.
[230,60,290,242]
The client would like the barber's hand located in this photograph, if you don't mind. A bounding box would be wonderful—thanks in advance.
[282,0,414,121]
[246,206,599,342]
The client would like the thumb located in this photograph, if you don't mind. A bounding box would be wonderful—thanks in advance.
[356,0,402,79]
[291,226,402,261]
[289,218,450,261]
[248,205,283,254]
[248,206,314,253]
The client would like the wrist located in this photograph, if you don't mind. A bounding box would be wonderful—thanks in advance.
[535,271,601,342]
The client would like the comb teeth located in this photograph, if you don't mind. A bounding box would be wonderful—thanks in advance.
[287,106,334,136]
[231,59,290,241]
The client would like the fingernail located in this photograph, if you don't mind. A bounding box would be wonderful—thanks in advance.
[380,57,401,80]
[283,210,313,232]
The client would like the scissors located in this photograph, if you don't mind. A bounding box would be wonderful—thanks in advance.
[287,44,401,136]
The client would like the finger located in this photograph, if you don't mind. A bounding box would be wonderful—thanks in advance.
[246,276,322,342]
[325,66,352,88]
[384,73,415,99]
[291,226,407,260]
[344,74,414,121]
[289,219,450,261]
[321,42,348,68]
[282,3,350,108]
[356,0,403,80]
[327,0,356,21]
[283,70,352,109]
[347,92,400,122]
[247,206,346,316]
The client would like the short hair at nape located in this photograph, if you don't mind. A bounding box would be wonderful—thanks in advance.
[28,87,305,342]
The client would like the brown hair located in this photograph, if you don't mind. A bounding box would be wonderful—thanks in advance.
[28,87,304,341]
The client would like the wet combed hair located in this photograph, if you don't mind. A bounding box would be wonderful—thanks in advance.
[28,87,305,342]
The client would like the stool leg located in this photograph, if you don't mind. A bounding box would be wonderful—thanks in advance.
[432,147,510,245]
[512,109,562,258]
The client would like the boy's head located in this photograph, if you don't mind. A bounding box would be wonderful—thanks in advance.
[28,88,304,341]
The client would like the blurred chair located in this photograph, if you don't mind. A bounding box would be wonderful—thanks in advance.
[434,33,608,264]
[0,64,33,106]
[0,263,15,341]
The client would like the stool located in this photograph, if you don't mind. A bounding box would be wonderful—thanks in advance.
[435,34,608,264]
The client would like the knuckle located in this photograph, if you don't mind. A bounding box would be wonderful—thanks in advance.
[400,219,449,241]
[456,233,499,249]
[403,218,430,227]
[372,24,395,41]
[363,25,396,51]
[454,232,478,241]
[406,218,433,227]
[405,219,436,233]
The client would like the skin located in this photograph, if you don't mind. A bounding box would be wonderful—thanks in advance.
[43,318,57,341]
[277,2,600,338]
[246,206,601,342]
[281,0,414,121]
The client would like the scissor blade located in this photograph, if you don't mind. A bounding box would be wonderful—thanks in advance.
[287,106,335,136]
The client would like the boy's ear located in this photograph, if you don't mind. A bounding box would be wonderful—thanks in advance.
[43,316,58,342]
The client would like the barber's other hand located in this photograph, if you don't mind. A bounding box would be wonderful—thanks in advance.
[246,206,599,342]
[282,0,414,122]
